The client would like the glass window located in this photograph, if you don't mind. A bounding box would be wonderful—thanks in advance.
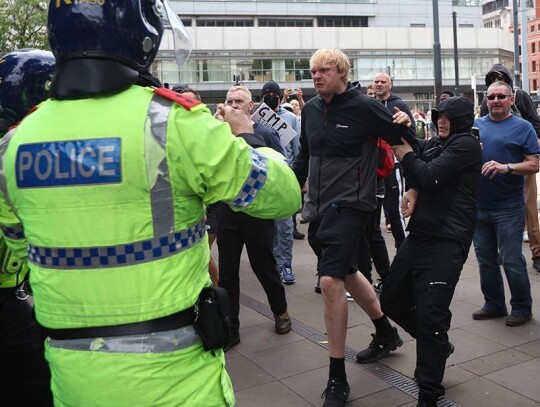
[285,59,311,81]
[452,0,481,5]
[317,16,368,27]
[256,19,315,27]
[196,18,253,27]
[249,59,273,82]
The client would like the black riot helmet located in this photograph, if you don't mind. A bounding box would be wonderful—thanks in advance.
[47,0,192,99]
[0,49,55,135]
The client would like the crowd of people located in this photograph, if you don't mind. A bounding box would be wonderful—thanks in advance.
[1,1,539,407]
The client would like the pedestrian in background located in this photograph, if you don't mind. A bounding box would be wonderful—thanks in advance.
[479,64,540,273]
[472,81,539,327]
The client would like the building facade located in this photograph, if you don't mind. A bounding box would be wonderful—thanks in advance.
[155,0,515,109]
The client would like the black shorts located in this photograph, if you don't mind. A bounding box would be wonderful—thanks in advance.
[308,206,371,279]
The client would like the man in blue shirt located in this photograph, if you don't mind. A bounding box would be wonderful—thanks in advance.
[472,81,540,326]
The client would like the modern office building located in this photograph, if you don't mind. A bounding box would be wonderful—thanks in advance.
[155,0,515,108]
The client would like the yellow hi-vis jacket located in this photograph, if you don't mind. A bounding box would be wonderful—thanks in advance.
[0,85,301,407]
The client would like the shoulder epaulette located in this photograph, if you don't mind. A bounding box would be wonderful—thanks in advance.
[154,87,201,110]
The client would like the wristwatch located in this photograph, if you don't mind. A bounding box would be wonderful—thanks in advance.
[507,163,515,174]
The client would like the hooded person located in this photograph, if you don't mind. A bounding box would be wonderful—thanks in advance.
[479,64,540,136]
[261,80,282,110]
[479,64,540,272]
[381,96,482,407]
[260,80,302,284]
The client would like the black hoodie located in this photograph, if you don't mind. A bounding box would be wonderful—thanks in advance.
[400,96,482,245]
[479,64,540,138]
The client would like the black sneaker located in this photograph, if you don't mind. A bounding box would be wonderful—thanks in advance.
[293,228,305,240]
[355,327,403,363]
[321,377,350,407]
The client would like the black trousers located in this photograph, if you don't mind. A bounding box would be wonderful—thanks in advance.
[383,163,407,250]
[380,235,467,403]
[356,196,390,283]
[0,290,53,406]
[217,206,287,335]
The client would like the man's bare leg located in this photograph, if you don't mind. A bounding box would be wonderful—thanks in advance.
[320,275,348,358]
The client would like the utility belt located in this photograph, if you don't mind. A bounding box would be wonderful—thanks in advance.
[44,307,196,340]
[43,287,232,351]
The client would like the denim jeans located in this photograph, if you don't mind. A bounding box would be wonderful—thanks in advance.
[273,216,293,266]
[473,203,532,315]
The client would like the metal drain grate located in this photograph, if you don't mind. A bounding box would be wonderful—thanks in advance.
[240,292,459,407]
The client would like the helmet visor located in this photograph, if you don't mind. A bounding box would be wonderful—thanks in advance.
[158,0,193,66]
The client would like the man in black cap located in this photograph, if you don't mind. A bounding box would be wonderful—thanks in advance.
[479,64,540,273]
[261,80,303,284]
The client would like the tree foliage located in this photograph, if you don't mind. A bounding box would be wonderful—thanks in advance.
[0,0,48,54]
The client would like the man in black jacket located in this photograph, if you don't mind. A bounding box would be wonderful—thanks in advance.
[381,97,482,407]
[293,48,416,407]
[479,64,540,272]
[217,85,292,349]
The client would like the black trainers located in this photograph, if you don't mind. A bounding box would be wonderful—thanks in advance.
[293,228,305,240]
[321,377,350,407]
[355,327,403,363]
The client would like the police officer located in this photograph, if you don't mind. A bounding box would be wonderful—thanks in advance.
[0,48,55,406]
[0,1,301,406]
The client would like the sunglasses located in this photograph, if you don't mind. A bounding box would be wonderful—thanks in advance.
[486,94,512,101]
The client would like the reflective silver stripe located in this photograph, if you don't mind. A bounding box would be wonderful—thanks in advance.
[28,218,205,269]
[47,325,200,353]
[146,94,175,237]
[227,148,268,208]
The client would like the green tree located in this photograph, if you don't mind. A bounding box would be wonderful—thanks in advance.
[0,0,48,54]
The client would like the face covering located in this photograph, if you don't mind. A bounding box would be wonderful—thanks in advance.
[263,95,279,110]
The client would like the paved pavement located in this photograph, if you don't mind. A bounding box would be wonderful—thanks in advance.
[218,176,540,407]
